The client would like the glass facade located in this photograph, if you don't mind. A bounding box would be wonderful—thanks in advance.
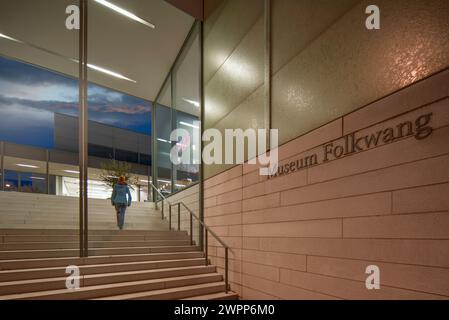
[0,0,199,242]
[153,22,202,196]
[0,55,152,201]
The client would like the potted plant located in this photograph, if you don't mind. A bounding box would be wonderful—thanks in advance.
[99,159,139,190]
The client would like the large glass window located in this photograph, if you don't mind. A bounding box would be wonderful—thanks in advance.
[0,0,80,229]
[154,22,201,195]
[156,77,173,196]
[0,0,199,236]
[173,24,201,192]
[87,0,155,209]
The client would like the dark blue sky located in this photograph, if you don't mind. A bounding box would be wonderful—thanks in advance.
[0,56,152,149]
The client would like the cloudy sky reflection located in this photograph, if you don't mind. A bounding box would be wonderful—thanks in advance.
[0,56,151,149]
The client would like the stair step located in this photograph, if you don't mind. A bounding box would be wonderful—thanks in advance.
[0,240,192,250]
[0,252,204,270]
[0,219,167,226]
[0,212,158,217]
[0,265,217,295]
[0,224,169,231]
[182,291,239,300]
[0,273,223,300]
[0,258,207,281]
[0,245,200,260]
[94,282,227,300]
[1,234,189,242]
[0,229,185,236]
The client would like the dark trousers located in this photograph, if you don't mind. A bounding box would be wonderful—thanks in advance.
[115,204,127,229]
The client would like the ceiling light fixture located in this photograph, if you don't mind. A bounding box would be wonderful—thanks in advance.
[0,33,23,43]
[1,31,137,84]
[94,0,156,29]
[16,164,39,169]
[87,63,137,83]
[182,98,200,108]
[71,59,137,83]
[30,176,46,180]
[64,170,80,174]
[179,121,199,129]
[157,138,171,144]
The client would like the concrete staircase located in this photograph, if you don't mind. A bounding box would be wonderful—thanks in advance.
[0,191,166,230]
[0,229,238,300]
[0,192,238,300]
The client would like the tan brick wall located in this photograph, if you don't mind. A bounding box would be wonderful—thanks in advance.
[203,69,449,300]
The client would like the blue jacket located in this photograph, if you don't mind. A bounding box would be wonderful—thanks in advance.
[111,183,132,206]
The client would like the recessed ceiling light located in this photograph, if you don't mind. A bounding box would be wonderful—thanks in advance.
[16,163,39,169]
[182,98,200,108]
[94,0,156,29]
[87,63,137,83]
[1,32,137,84]
[70,59,137,83]
[157,138,171,144]
[179,121,199,129]
[64,170,80,174]
[0,33,23,43]
[30,176,46,180]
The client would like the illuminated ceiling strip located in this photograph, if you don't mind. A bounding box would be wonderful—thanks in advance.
[0,33,23,43]
[64,170,80,174]
[179,121,199,129]
[157,138,171,144]
[0,32,137,83]
[87,63,137,83]
[182,98,200,108]
[94,0,156,29]
[16,163,39,169]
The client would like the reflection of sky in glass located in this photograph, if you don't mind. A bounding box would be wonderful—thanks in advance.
[0,56,152,149]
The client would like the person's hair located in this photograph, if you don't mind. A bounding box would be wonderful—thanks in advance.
[118,176,126,183]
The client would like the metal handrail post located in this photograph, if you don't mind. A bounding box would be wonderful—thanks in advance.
[190,213,193,246]
[205,228,208,266]
[225,248,229,293]
[169,204,172,230]
[148,182,232,294]
[177,203,181,231]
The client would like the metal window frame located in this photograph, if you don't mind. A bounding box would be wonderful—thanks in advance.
[265,0,272,148]
[152,21,203,246]
[0,141,4,191]
[79,0,89,258]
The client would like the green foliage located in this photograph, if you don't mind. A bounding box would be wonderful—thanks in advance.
[99,159,139,190]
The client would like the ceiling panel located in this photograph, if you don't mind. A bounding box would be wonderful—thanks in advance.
[0,0,194,101]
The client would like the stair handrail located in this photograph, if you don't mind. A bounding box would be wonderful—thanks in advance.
[149,182,231,293]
